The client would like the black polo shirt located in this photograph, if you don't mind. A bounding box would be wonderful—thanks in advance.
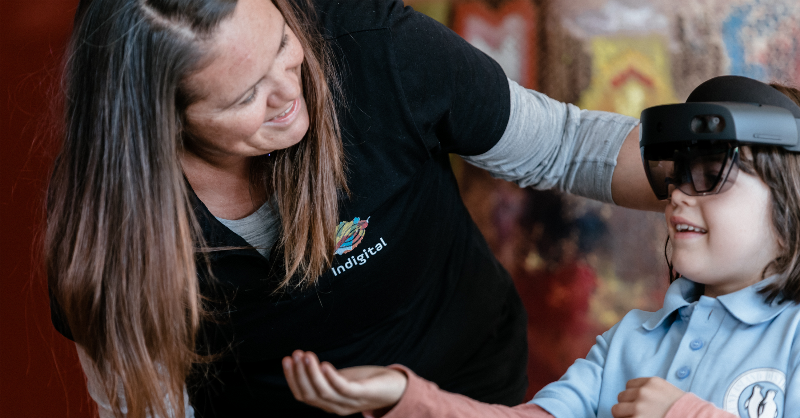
[52,0,528,416]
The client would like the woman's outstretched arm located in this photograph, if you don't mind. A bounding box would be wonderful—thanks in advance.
[461,80,663,213]
[282,350,552,418]
[610,125,664,211]
[283,351,738,418]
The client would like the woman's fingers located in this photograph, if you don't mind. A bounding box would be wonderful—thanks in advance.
[282,351,407,415]
[304,353,358,406]
[282,355,303,400]
[291,351,318,400]
[282,351,360,415]
[283,352,324,402]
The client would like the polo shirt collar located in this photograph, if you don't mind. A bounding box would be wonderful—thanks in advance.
[642,276,790,331]
[643,278,697,330]
[716,275,790,325]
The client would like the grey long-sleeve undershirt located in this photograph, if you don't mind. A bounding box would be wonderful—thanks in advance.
[463,78,638,204]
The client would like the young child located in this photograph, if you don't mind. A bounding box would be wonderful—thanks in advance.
[282,76,800,418]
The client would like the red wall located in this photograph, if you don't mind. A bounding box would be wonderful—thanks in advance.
[0,1,94,416]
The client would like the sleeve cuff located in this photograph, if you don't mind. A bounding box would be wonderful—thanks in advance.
[665,393,739,418]
[362,364,434,418]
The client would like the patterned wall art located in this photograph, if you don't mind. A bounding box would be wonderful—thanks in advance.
[577,36,679,117]
[548,0,678,346]
[452,0,539,89]
[553,0,676,117]
[668,0,800,97]
[449,0,676,397]
[412,0,799,398]
[670,6,727,100]
[721,0,800,85]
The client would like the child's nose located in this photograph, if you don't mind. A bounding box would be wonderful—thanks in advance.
[669,186,695,206]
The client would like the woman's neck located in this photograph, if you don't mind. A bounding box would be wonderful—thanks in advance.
[180,149,268,220]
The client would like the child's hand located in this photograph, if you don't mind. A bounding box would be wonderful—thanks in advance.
[282,350,408,416]
[611,377,684,418]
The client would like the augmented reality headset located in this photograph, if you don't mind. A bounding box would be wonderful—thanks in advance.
[640,76,800,200]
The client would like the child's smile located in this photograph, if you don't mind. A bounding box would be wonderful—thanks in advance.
[671,217,707,236]
[665,167,781,298]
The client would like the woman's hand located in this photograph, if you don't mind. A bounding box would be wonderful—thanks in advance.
[282,350,408,416]
[611,377,685,418]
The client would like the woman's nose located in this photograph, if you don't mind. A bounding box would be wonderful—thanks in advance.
[266,37,304,108]
[266,70,302,108]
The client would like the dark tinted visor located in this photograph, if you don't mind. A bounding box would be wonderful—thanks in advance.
[641,142,739,200]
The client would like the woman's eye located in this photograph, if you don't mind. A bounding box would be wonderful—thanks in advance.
[241,87,257,104]
[278,33,289,52]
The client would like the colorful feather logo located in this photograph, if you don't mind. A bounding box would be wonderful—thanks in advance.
[334,216,370,255]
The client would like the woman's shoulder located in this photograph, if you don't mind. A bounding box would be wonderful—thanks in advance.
[309,0,412,39]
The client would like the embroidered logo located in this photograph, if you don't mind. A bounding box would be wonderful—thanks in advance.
[724,368,785,418]
[330,216,388,277]
[334,217,370,255]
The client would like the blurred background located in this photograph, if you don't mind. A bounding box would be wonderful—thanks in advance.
[407,0,800,399]
[2,0,799,415]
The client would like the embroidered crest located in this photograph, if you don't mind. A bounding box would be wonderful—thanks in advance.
[724,368,785,418]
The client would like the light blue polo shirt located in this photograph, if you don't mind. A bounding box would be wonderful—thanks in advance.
[530,277,800,418]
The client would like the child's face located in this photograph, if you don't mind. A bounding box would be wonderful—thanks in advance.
[665,167,781,297]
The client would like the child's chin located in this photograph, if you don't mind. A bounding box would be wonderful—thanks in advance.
[670,261,704,280]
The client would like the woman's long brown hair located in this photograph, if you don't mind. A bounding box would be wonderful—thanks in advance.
[45,0,344,417]
[267,0,347,290]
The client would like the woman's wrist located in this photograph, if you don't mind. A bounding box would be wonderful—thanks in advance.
[362,365,412,418]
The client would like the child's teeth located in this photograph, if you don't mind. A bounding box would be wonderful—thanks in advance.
[676,224,706,233]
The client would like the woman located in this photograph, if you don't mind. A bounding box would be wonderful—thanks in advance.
[46,0,657,416]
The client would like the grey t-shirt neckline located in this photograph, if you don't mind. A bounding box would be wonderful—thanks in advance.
[215,200,280,258]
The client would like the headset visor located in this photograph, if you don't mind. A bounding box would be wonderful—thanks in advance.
[641,141,739,200]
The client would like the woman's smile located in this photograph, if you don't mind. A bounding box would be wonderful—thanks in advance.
[182,0,309,160]
[265,98,301,125]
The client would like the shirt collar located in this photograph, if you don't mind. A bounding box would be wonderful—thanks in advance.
[642,276,791,331]
[716,275,790,325]
[185,179,265,260]
[643,278,697,330]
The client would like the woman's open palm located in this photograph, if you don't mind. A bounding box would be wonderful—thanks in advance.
[283,350,408,416]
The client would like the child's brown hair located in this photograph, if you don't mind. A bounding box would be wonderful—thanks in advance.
[737,83,800,303]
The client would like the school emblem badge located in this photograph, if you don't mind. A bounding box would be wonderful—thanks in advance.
[723,368,785,418]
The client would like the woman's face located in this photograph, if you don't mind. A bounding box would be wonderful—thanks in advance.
[183,0,308,162]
